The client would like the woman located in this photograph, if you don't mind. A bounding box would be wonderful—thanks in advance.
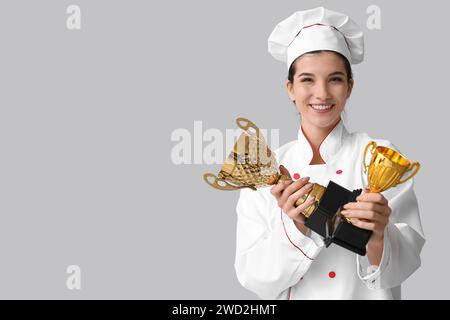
[234,7,425,300]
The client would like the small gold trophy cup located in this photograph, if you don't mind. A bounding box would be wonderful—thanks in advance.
[363,141,421,192]
[203,117,289,191]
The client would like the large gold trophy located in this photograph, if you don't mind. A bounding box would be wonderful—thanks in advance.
[204,117,420,255]
[203,117,290,191]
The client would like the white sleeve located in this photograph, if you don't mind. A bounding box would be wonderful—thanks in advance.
[234,187,324,299]
[357,143,426,290]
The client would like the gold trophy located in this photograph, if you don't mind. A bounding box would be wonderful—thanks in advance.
[202,117,342,236]
[363,141,420,192]
[204,117,323,218]
[203,117,290,191]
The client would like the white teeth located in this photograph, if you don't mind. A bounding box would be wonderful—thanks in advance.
[310,104,333,110]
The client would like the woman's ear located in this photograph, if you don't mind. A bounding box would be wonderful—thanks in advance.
[285,80,295,102]
[346,79,354,99]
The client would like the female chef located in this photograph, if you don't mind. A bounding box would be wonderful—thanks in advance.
[234,7,425,300]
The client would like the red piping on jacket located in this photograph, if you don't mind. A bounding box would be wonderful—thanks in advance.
[280,209,314,261]
[301,120,340,165]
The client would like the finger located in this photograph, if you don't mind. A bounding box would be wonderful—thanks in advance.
[287,196,316,219]
[343,201,387,215]
[279,177,310,205]
[356,192,388,205]
[340,209,380,222]
[342,210,389,227]
[285,183,314,209]
[349,218,376,231]
[270,179,292,197]
[285,176,310,194]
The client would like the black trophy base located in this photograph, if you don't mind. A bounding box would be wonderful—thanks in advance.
[331,219,372,256]
[304,181,372,256]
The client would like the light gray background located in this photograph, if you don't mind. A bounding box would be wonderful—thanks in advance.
[0,0,447,299]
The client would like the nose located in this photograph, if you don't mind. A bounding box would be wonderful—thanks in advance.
[314,80,331,101]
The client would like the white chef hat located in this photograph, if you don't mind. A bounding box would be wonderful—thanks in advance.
[268,7,364,69]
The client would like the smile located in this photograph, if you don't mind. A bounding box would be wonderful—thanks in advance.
[309,104,335,112]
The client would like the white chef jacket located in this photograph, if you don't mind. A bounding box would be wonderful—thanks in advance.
[234,119,425,300]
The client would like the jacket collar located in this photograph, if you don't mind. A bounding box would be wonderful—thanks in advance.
[296,118,349,166]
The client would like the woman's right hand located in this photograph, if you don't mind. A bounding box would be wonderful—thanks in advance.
[270,165,316,228]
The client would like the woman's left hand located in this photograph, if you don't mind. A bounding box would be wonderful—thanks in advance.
[340,187,392,243]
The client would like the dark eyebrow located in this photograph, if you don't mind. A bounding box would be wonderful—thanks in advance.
[297,71,345,78]
[297,73,314,78]
[328,71,345,77]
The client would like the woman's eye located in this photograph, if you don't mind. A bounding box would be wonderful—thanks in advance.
[300,78,313,83]
[330,77,343,82]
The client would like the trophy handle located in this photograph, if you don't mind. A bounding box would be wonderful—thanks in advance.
[203,173,255,191]
[236,117,260,136]
[363,141,377,174]
[396,162,421,186]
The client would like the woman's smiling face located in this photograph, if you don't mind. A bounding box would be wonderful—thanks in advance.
[286,51,353,129]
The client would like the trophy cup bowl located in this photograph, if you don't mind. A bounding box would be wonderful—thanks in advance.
[363,141,421,193]
[203,117,289,191]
